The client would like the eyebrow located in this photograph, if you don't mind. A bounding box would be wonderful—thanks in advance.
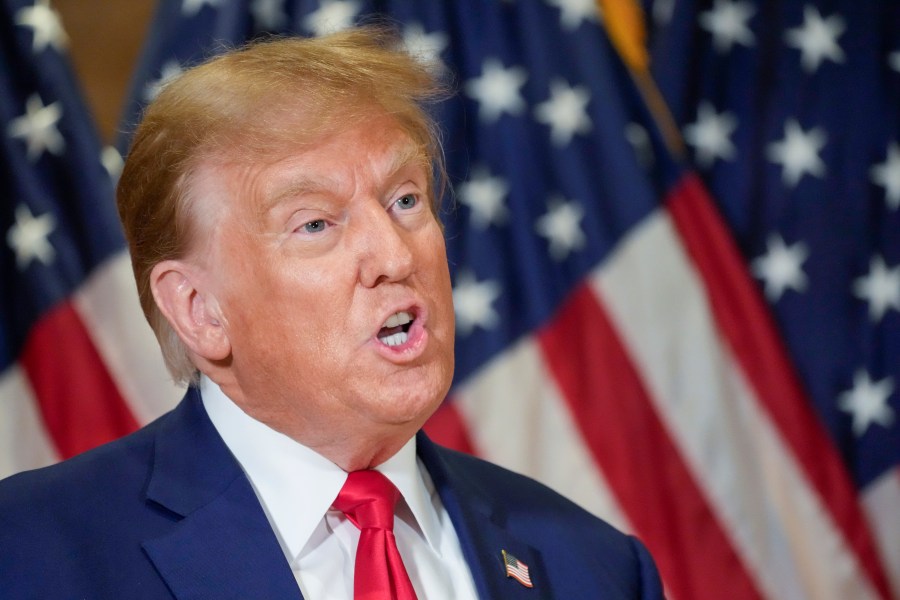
[385,143,430,181]
[259,178,330,216]
[259,143,430,215]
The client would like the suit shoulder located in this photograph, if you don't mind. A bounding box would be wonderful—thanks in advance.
[0,412,163,515]
[429,443,623,538]
[0,410,189,597]
[432,445,584,507]
[424,442,665,597]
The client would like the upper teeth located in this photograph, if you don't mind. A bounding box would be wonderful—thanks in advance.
[383,311,412,329]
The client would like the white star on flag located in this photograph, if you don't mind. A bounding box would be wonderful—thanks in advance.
[545,0,600,31]
[403,23,448,73]
[853,256,900,322]
[465,59,528,123]
[6,204,57,270]
[458,168,510,229]
[535,196,586,261]
[766,119,827,187]
[7,93,65,162]
[534,79,592,147]
[453,271,502,336]
[838,370,895,437]
[15,0,67,53]
[752,234,809,301]
[683,101,738,167]
[870,142,900,210]
[890,50,900,73]
[250,0,288,31]
[303,0,361,36]
[181,0,224,17]
[785,6,846,73]
[699,0,755,54]
[101,146,124,182]
[143,61,184,103]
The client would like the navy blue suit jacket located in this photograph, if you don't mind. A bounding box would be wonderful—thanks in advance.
[0,388,663,599]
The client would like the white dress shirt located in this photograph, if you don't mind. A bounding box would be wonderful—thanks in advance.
[201,376,480,600]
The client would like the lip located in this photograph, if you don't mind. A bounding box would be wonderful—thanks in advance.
[370,302,429,362]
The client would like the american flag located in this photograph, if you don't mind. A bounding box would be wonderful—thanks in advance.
[644,0,900,597]
[502,549,533,588]
[2,1,898,599]
[0,0,182,477]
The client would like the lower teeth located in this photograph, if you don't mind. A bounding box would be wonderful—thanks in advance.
[382,331,409,347]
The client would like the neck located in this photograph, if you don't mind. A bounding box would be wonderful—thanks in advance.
[316,435,411,471]
[201,369,420,471]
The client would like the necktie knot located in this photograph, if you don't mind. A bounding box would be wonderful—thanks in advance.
[332,470,418,599]
[334,470,401,532]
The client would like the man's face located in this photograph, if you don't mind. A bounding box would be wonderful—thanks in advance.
[192,113,455,452]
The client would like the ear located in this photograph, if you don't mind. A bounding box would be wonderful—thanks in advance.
[150,260,231,362]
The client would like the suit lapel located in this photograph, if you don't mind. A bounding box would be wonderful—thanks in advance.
[417,433,552,600]
[142,399,552,599]
[142,389,302,600]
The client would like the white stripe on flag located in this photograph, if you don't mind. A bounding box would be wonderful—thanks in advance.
[590,208,878,600]
[0,365,58,480]
[453,337,630,532]
[862,466,900,598]
[73,251,185,424]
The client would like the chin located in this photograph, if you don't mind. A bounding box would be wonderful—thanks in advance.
[370,382,445,427]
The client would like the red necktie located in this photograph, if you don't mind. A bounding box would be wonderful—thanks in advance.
[333,470,418,600]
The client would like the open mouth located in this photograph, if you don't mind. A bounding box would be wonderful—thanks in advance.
[377,311,414,347]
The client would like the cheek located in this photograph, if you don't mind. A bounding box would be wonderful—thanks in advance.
[217,261,310,351]
[417,236,456,352]
[264,273,357,365]
[232,297,344,389]
[421,236,453,306]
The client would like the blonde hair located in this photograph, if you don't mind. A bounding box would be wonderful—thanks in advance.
[116,27,448,385]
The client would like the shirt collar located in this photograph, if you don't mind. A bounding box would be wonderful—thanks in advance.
[377,432,444,552]
[199,376,443,559]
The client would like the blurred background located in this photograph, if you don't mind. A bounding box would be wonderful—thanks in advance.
[2,1,899,598]
[53,0,155,144]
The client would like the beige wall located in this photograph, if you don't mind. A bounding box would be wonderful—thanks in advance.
[56,0,156,144]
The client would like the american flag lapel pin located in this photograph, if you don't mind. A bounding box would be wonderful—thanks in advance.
[502,549,534,588]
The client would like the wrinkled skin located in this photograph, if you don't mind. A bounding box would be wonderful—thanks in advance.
[155,113,455,470]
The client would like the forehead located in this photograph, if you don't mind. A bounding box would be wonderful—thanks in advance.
[192,116,430,220]
[257,117,429,203]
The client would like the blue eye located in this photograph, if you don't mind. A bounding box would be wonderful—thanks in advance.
[395,194,417,210]
[303,219,327,233]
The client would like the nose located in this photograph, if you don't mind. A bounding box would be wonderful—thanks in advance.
[353,200,415,288]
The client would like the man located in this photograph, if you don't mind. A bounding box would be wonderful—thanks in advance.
[0,28,663,599]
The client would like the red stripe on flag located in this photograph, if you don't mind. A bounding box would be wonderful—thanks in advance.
[19,300,140,459]
[668,174,893,600]
[424,396,478,455]
[538,283,763,600]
